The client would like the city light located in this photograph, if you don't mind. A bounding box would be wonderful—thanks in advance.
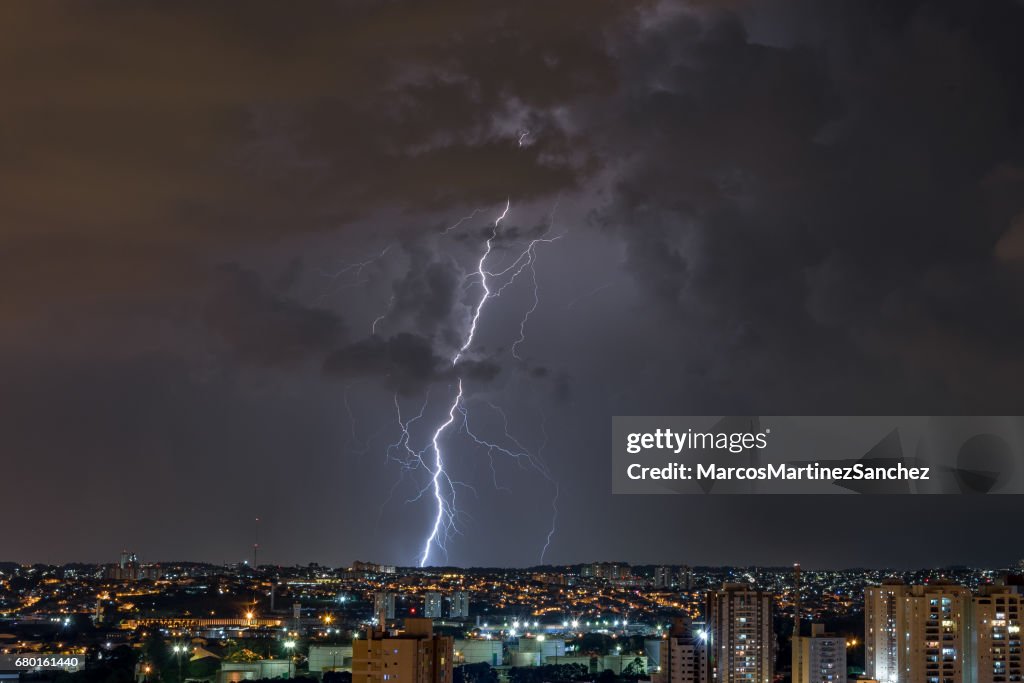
[3,559,1021,683]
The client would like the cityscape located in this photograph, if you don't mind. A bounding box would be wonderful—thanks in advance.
[2,557,1022,683]
[4,4,1024,683]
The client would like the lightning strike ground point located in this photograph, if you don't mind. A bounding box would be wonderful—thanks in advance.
[420,380,464,567]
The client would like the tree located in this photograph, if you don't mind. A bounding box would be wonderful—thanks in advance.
[107,645,138,670]
[225,649,262,663]
[621,657,646,679]
[456,663,498,683]
[187,657,220,679]
[142,631,170,669]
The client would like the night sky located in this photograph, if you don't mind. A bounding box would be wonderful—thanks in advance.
[3,1,1024,569]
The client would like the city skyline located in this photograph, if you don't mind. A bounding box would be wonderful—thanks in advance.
[3,554,1021,683]
[5,557,1024,574]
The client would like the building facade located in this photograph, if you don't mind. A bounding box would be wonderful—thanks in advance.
[706,584,774,683]
[970,585,1022,683]
[376,592,397,621]
[865,582,1022,683]
[450,591,469,619]
[793,624,847,683]
[866,583,911,683]
[353,618,453,683]
[655,617,707,683]
[424,592,443,619]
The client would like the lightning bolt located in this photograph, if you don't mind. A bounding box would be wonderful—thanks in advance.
[508,202,560,360]
[417,203,509,566]
[537,413,557,564]
[457,398,559,562]
[442,207,488,235]
[420,380,464,567]
[452,200,510,366]
[354,134,564,567]
[318,245,393,305]
[413,197,566,566]
[370,294,394,335]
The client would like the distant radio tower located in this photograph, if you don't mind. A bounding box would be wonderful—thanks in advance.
[253,516,260,570]
[793,562,802,639]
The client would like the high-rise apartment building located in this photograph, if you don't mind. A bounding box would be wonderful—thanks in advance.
[449,591,470,619]
[655,567,676,589]
[424,592,443,619]
[904,584,971,683]
[793,624,847,683]
[970,585,1022,683]
[866,582,912,683]
[375,591,396,620]
[866,582,974,683]
[706,583,774,683]
[655,617,707,683]
[353,618,453,683]
[581,563,632,580]
[682,566,694,591]
[106,550,161,580]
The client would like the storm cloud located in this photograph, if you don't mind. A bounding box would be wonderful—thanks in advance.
[3,0,1024,568]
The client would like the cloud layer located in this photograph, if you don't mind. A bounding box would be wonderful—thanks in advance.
[3,0,1024,567]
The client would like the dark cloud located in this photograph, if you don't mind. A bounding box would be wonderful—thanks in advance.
[0,0,637,340]
[204,264,345,367]
[5,0,1024,568]
[588,0,1024,411]
[391,244,464,349]
[323,332,500,396]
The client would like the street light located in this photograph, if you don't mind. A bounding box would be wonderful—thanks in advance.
[284,640,296,678]
[172,644,186,683]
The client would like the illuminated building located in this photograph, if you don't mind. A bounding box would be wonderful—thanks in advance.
[970,585,1022,683]
[453,639,502,666]
[793,624,846,683]
[352,561,397,575]
[866,583,971,683]
[904,583,971,683]
[353,618,453,683]
[706,583,774,683]
[866,583,912,683]
[450,591,469,619]
[106,550,162,580]
[424,592,443,619]
[581,563,632,580]
[375,592,396,620]
[655,617,707,683]
[655,567,675,589]
[309,645,354,673]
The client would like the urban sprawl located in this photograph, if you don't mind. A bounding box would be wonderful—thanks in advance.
[1,557,1021,683]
